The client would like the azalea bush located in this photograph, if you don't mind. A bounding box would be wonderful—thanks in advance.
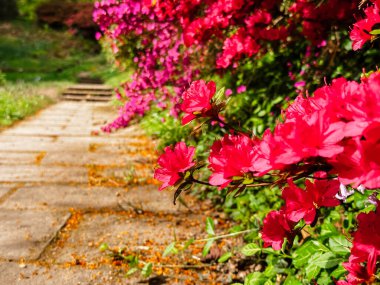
[94,0,380,133]
[94,0,380,283]
[154,74,380,284]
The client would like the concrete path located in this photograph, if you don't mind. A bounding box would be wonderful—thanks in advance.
[0,102,236,284]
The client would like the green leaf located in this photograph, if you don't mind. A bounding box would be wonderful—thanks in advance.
[244,272,267,285]
[126,267,139,276]
[205,217,215,236]
[305,263,321,280]
[163,242,177,257]
[292,241,320,268]
[314,252,341,269]
[331,265,347,278]
[218,252,232,263]
[183,238,194,251]
[202,239,214,257]
[99,243,109,252]
[241,243,261,256]
[214,87,226,103]
[329,236,352,255]
[141,262,153,278]
[320,223,339,237]
[370,29,380,35]
[317,271,332,285]
[283,276,302,285]
[173,182,192,205]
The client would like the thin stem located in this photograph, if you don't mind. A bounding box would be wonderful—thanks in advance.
[245,182,273,187]
[194,229,254,242]
[191,177,211,186]
[155,264,213,268]
[215,117,251,135]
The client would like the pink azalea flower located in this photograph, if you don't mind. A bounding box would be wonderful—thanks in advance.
[294,81,305,88]
[350,4,380,51]
[338,252,377,285]
[236,85,246,93]
[261,209,295,250]
[180,80,216,125]
[282,177,340,224]
[208,134,259,188]
[281,110,346,160]
[339,210,380,284]
[154,142,196,191]
[332,122,380,189]
[351,210,380,262]
[225,88,233,97]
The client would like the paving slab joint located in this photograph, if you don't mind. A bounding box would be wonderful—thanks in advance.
[0,183,24,205]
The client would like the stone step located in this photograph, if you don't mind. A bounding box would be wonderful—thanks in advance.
[67,84,113,91]
[62,90,112,96]
[61,84,114,102]
[62,95,111,102]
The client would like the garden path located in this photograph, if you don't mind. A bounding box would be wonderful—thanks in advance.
[0,101,235,284]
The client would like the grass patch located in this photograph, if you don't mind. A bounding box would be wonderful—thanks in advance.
[0,83,54,127]
[0,20,120,83]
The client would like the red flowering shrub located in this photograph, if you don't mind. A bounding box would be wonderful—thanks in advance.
[156,72,380,283]
[93,0,362,131]
[95,0,380,283]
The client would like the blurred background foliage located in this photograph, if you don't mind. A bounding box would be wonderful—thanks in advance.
[0,0,126,127]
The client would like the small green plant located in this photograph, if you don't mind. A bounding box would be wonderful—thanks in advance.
[0,71,6,86]
[99,243,153,278]
[0,83,52,127]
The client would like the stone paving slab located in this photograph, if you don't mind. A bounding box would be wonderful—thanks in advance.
[0,209,70,260]
[2,128,98,137]
[43,213,203,264]
[0,165,88,183]
[0,141,88,152]
[0,262,106,285]
[90,144,154,154]
[57,136,143,145]
[0,185,122,211]
[101,167,153,180]
[0,101,223,284]
[0,135,55,143]
[119,185,196,214]
[0,262,156,285]
[0,183,17,200]
[0,262,215,285]
[0,152,41,165]
[42,152,146,166]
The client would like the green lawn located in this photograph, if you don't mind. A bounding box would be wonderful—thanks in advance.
[0,83,54,127]
[0,21,120,83]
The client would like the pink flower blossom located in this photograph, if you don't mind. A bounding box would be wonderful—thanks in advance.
[180,80,216,125]
[236,85,246,93]
[294,81,305,88]
[282,177,340,224]
[225,89,233,97]
[350,3,380,51]
[261,209,295,250]
[154,142,196,191]
[208,134,258,188]
[332,122,380,189]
